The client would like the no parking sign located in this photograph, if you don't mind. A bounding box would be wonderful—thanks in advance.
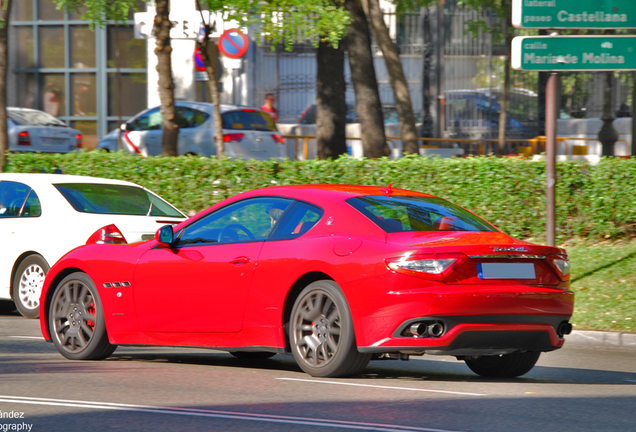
[217,28,250,59]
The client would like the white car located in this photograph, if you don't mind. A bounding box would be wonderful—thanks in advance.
[8,107,82,153]
[98,101,286,159]
[0,173,186,318]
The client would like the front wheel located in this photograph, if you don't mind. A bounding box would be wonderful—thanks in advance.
[13,255,50,319]
[49,272,116,360]
[464,351,541,378]
[289,280,370,378]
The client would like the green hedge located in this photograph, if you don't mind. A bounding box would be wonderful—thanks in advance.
[6,152,636,242]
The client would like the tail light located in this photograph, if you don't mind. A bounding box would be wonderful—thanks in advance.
[272,134,285,144]
[76,133,83,148]
[241,108,255,112]
[18,131,31,146]
[86,224,128,245]
[223,133,244,143]
[547,254,570,281]
[386,253,464,281]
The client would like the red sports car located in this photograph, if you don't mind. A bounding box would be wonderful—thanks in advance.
[39,185,574,378]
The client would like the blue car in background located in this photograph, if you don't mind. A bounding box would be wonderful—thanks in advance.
[445,89,539,140]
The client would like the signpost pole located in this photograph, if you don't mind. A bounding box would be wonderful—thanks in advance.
[546,72,557,246]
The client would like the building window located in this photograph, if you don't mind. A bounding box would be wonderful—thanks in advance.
[9,0,147,148]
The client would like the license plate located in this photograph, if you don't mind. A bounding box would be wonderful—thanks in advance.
[477,262,536,279]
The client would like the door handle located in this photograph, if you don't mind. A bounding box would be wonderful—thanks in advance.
[230,256,250,265]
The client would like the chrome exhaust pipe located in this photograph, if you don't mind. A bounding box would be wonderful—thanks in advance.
[410,323,427,337]
[427,322,444,338]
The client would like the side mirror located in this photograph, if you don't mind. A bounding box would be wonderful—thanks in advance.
[155,225,174,246]
[120,123,132,132]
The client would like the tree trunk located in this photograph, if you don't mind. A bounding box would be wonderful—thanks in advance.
[497,12,512,157]
[195,2,224,157]
[0,0,12,172]
[598,30,618,156]
[153,0,179,156]
[345,0,387,158]
[316,41,347,159]
[362,0,418,154]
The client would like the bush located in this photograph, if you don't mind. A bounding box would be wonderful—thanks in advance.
[7,152,636,241]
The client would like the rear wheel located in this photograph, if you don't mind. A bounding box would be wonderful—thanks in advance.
[289,280,370,377]
[230,352,276,360]
[49,272,116,360]
[464,351,541,378]
[13,255,49,319]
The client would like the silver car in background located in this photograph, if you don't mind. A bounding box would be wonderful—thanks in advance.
[8,108,82,153]
[98,101,286,160]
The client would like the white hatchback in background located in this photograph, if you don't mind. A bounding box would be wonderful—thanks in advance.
[8,107,82,153]
[98,101,286,159]
[0,174,186,318]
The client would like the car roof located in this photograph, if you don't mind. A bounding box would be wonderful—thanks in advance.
[173,101,261,113]
[243,184,437,200]
[0,173,143,188]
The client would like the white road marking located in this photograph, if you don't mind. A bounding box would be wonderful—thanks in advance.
[8,336,44,340]
[0,395,462,432]
[277,378,486,397]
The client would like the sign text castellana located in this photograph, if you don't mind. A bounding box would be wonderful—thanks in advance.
[512,0,636,29]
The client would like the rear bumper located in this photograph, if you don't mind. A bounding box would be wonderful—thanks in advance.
[359,318,567,355]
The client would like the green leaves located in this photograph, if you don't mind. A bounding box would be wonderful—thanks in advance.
[7,152,636,242]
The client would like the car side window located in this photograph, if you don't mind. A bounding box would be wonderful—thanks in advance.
[0,181,33,218]
[128,108,162,131]
[21,190,42,217]
[175,107,210,129]
[269,201,323,241]
[177,197,293,246]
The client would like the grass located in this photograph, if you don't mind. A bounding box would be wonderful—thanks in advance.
[565,239,636,333]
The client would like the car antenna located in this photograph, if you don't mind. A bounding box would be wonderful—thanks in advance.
[380,183,393,197]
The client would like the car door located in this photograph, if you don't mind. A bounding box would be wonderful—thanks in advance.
[132,196,293,334]
[0,181,41,299]
[175,106,213,155]
[122,108,163,156]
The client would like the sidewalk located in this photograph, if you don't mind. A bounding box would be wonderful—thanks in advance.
[566,330,636,350]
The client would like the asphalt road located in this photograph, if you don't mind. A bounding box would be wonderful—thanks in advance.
[1,311,636,432]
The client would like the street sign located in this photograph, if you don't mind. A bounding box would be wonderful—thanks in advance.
[512,35,636,71]
[194,48,206,72]
[217,29,250,59]
[512,0,636,29]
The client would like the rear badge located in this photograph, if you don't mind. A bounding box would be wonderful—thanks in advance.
[491,246,528,252]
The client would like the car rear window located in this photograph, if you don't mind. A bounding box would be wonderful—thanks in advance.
[222,110,277,131]
[54,183,184,217]
[347,195,497,233]
[8,110,67,127]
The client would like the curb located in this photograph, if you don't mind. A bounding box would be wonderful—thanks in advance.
[565,330,636,350]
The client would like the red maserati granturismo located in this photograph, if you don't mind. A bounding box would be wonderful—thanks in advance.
[39,184,574,378]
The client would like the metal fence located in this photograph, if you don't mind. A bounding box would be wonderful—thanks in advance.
[252,0,633,136]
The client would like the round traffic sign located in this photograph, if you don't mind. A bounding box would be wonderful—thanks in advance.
[194,47,206,72]
[218,28,250,59]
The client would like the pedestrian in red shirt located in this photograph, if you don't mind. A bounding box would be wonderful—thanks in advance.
[260,93,278,122]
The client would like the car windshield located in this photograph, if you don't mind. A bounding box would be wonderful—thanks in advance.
[223,110,277,131]
[347,195,497,233]
[8,110,67,127]
[54,183,184,217]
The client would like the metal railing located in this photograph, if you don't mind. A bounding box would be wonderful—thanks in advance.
[283,134,631,160]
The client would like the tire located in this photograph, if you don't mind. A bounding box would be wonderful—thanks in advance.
[289,280,371,378]
[464,351,541,378]
[13,255,50,319]
[230,352,277,360]
[48,272,117,360]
